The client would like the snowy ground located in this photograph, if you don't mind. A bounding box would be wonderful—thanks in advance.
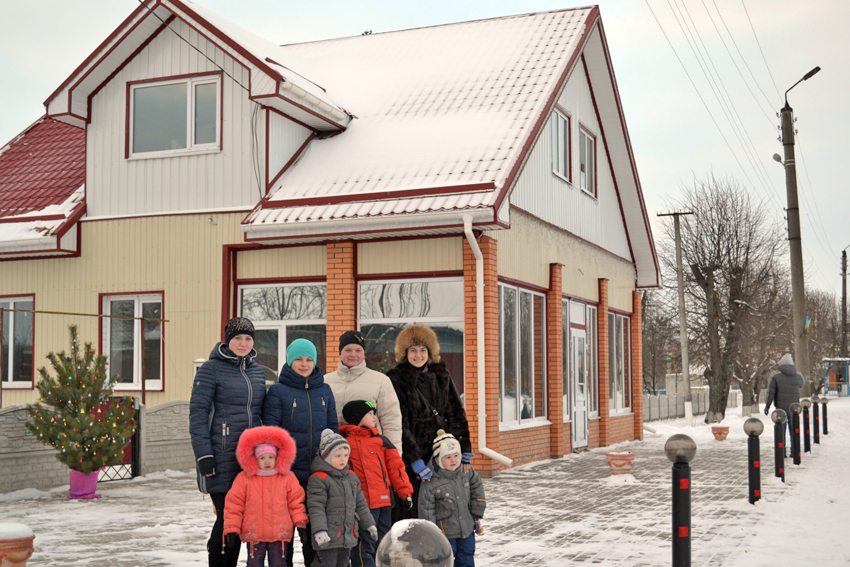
[2,398,849,566]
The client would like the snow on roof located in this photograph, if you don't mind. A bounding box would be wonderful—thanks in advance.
[246,8,593,229]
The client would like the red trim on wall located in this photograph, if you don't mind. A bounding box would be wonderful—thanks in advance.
[355,270,464,281]
[267,132,317,192]
[497,276,550,296]
[493,6,600,215]
[607,306,634,317]
[235,276,327,286]
[245,222,468,243]
[52,205,87,239]
[221,243,263,338]
[562,292,599,307]
[259,183,496,210]
[354,233,463,245]
[0,293,36,390]
[98,290,166,393]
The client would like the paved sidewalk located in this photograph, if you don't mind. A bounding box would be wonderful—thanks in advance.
[2,400,846,566]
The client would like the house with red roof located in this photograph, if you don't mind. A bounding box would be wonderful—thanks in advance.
[0,0,659,480]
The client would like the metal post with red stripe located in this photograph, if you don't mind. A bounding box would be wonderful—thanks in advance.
[811,395,820,444]
[789,403,802,465]
[821,397,829,435]
[801,399,812,453]
[665,434,696,567]
[743,418,764,504]
[771,409,787,482]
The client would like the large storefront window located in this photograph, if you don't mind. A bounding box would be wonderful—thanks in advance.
[498,283,546,424]
[239,284,327,380]
[608,312,631,414]
[358,279,465,395]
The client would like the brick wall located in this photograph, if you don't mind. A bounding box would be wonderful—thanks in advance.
[325,241,356,370]
[547,263,567,456]
[607,414,635,445]
[631,291,644,441]
[588,417,601,449]
[499,424,552,468]
[597,279,610,446]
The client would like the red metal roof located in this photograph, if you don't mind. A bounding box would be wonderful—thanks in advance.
[0,117,85,219]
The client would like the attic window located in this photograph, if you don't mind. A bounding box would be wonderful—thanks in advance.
[579,126,596,198]
[127,73,221,158]
[551,109,571,182]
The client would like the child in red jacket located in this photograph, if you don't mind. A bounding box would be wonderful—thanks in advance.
[224,426,308,567]
[341,400,414,567]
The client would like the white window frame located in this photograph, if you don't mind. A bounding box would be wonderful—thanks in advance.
[128,74,221,159]
[551,108,571,183]
[498,283,547,428]
[579,126,597,198]
[238,282,328,377]
[608,312,631,415]
[102,293,164,392]
[1,296,34,389]
[586,305,599,417]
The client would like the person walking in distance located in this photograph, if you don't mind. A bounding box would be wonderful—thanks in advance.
[764,353,805,456]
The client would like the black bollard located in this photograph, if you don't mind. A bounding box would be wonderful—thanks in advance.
[743,418,763,504]
[771,410,786,482]
[801,399,812,453]
[665,434,696,567]
[812,395,820,444]
[821,397,829,435]
[789,403,802,465]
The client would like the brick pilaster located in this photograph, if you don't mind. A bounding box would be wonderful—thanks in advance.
[325,241,356,370]
[597,279,610,446]
[547,264,567,456]
[631,291,644,440]
[463,236,501,475]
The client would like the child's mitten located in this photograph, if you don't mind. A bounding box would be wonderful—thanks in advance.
[474,519,483,535]
[461,452,475,465]
[314,531,331,548]
[224,533,240,548]
[404,497,414,512]
[411,459,432,480]
[367,526,378,541]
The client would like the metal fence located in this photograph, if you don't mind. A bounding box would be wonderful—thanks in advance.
[643,390,747,422]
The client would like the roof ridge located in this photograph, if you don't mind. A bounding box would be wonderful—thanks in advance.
[279,5,596,47]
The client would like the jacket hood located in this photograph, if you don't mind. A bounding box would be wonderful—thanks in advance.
[278,362,325,389]
[779,364,798,376]
[340,424,379,438]
[310,454,348,477]
[395,324,440,364]
[236,426,297,477]
[210,342,257,366]
[335,359,368,380]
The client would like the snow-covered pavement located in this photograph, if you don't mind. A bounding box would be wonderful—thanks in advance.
[2,398,849,566]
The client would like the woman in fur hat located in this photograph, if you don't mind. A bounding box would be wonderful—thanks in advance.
[386,324,471,520]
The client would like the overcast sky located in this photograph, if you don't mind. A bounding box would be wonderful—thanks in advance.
[1,0,847,296]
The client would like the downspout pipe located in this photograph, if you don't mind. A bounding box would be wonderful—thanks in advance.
[462,214,514,467]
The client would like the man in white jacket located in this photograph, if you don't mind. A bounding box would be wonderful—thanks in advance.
[325,330,403,453]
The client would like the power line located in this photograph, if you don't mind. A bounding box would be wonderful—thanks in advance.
[740,0,782,101]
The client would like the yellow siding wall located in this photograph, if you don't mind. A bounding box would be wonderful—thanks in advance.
[237,246,326,279]
[0,212,246,409]
[486,210,636,311]
[357,238,463,275]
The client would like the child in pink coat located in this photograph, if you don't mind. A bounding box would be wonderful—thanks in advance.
[224,426,308,567]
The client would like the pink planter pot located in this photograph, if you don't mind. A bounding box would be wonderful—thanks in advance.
[711,426,730,441]
[605,452,636,475]
[0,524,35,567]
[68,468,102,500]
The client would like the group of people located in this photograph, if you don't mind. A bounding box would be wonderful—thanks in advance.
[190,318,485,567]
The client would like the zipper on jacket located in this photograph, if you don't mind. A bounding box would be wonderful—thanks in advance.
[290,399,297,421]
[221,422,227,452]
[307,377,314,460]
[241,357,254,429]
[375,452,389,488]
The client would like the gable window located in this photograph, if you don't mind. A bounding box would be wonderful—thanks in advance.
[551,109,571,182]
[102,293,163,390]
[128,73,221,157]
[1,296,34,388]
[498,283,546,424]
[608,312,631,414]
[579,127,596,197]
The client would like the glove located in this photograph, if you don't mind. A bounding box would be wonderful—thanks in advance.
[404,497,414,512]
[462,452,475,465]
[224,533,240,549]
[764,406,769,416]
[314,531,331,548]
[411,459,432,481]
[474,519,483,535]
[367,526,378,541]
[198,455,215,476]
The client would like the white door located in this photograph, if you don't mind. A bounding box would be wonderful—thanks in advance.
[572,329,589,448]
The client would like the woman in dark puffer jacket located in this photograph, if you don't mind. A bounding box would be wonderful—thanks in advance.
[189,317,266,567]
[263,338,338,567]
[386,324,471,521]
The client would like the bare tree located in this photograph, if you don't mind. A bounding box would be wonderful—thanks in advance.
[807,289,841,394]
[642,290,677,394]
[659,174,787,423]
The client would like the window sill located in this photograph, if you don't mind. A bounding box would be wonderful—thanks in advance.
[579,187,597,200]
[608,411,634,418]
[553,171,572,186]
[1,383,34,390]
[127,147,221,161]
[499,418,552,432]
[113,383,164,393]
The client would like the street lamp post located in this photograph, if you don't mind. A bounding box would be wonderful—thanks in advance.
[777,66,820,393]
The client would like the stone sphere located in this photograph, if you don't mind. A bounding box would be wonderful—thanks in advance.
[376,519,453,567]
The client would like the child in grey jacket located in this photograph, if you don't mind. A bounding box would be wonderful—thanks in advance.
[418,429,486,567]
[307,429,377,567]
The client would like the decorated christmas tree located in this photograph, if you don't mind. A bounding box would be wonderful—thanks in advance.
[26,325,136,474]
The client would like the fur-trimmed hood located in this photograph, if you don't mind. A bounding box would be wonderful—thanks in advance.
[236,426,297,477]
[394,324,440,364]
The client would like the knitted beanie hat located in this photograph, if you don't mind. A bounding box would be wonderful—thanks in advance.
[339,330,366,353]
[779,353,794,367]
[431,429,461,468]
[343,400,376,426]
[254,444,277,459]
[319,429,349,463]
[225,317,255,343]
[287,338,318,366]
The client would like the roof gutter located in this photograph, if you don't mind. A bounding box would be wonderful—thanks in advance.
[462,214,513,468]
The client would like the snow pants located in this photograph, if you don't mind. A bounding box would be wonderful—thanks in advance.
[246,541,286,567]
[448,532,476,567]
[350,506,392,567]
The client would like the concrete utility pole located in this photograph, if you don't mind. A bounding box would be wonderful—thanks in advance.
[658,211,695,427]
[777,66,819,391]
[842,248,848,358]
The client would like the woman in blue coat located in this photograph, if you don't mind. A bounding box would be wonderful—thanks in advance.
[189,317,266,567]
[263,338,337,567]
